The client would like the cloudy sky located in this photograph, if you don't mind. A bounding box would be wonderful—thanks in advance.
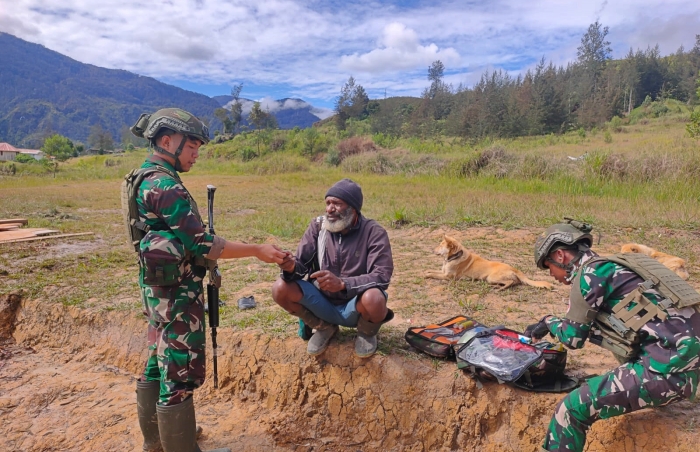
[1,0,699,109]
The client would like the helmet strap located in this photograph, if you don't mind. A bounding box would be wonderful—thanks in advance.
[547,245,588,282]
[151,135,188,172]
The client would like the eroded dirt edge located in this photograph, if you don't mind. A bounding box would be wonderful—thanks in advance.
[0,295,699,451]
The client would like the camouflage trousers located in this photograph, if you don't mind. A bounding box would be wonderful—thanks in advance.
[543,361,699,452]
[140,276,207,406]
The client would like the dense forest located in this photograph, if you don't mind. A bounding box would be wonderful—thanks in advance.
[335,23,700,140]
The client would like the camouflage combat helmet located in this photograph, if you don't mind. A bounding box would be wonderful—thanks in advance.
[534,218,593,270]
[131,108,210,144]
[130,108,210,171]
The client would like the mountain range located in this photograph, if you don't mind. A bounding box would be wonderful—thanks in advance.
[0,32,333,148]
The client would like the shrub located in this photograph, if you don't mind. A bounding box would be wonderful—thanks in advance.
[335,136,377,161]
[687,109,700,138]
[0,162,16,175]
[325,150,341,166]
[269,137,286,152]
[603,129,613,143]
[609,116,623,132]
[241,147,257,162]
[15,153,36,164]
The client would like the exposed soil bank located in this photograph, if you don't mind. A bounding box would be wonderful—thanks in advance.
[1,296,699,451]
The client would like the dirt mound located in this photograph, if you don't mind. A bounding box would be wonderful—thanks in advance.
[1,296,698,451]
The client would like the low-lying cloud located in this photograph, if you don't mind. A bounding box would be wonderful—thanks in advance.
[340,22,461,73]
[225,97,334,120]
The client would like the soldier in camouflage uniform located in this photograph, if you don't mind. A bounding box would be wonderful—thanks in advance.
[128,108,287,452]
[525,220,700,452]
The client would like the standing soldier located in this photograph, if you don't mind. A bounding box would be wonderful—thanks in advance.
[123,108,286,452]
[525,219,700,452]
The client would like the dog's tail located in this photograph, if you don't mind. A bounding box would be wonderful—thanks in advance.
[514,270,554,290]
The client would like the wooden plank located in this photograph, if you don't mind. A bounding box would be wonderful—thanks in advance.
[0,232,94,244]
[0,228,59,241]
[0,224,22,231]
[0,218,28,225]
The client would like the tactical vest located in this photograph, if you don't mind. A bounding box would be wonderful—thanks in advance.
[568,253,700,359]
[121,165,207,267]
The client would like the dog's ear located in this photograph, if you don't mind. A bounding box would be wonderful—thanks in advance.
[445,236,460,252]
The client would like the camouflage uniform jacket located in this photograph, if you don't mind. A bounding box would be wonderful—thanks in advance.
[545,250,700,374]
[281,214,393,305]
[136,155,225,292]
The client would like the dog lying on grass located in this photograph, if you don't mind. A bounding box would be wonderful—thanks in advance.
[425,235,553,290]
[620,243,690,280]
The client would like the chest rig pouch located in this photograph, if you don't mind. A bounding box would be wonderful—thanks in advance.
[122,164,208,271]
[568,253,700,359]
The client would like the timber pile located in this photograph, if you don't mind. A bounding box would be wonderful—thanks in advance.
[0,218,93,244]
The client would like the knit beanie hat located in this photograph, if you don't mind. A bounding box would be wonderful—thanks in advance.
[325,178,363,213]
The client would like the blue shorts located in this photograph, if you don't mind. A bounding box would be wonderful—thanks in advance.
[296,280,387,328]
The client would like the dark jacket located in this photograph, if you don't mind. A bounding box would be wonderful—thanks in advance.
[282,215,393,305]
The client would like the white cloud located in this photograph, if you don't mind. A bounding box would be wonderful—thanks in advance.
[1,0,699,107]
[226,97,333,120]
[340,22,461,73]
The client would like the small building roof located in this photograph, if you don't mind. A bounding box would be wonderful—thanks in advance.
[0,143,20,152]
[19,149,43,154]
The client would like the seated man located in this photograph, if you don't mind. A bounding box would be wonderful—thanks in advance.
[272,178,394,357]
[525,219,700,452]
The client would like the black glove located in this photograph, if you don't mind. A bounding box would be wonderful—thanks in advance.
[524,320,550,340]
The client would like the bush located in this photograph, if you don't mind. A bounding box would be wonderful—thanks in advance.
[241,147,258,162]
[443,146,510,178]
[15,153,36,164]
[0,162,16,175]
[687,109,700,138]
[335,136,377,162]
[609,116,623,132]
[325,150,341,166]
[603,129,613,143]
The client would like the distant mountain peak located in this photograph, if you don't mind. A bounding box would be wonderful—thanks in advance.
[213,95,334,128]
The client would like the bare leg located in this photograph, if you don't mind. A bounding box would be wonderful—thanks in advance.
[356,288,388,323]
[271,278,304,315]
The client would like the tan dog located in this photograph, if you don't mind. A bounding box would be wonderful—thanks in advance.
[425,235,553,290]
[620,243,689,280]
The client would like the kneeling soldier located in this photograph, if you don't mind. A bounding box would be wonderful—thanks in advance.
[525,219,700,452]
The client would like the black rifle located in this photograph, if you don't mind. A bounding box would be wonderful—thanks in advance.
[206,184,222,389]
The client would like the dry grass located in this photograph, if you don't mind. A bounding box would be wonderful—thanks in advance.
[1,117,700,354]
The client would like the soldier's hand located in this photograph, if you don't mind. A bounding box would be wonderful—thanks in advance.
[310,270,345,292]
[256,244,288,264]
[279,251,296,272]
[524,320,550,341]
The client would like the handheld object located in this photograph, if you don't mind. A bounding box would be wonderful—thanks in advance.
[206,185,221,389]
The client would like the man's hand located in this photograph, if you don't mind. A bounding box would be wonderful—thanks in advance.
[256,244,288,264]
[310,270,345,293]
[278,251,296,273]
[524,319,550,341]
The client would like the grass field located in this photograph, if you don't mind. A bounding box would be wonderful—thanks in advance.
[1,116,700,363]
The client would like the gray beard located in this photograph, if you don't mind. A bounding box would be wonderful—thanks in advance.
[322,208,355,233]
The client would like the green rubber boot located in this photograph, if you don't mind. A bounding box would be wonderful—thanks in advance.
[296,307,338,355]
[136,380,162,452]
[156,397,230,452]
[355,309,394,358]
